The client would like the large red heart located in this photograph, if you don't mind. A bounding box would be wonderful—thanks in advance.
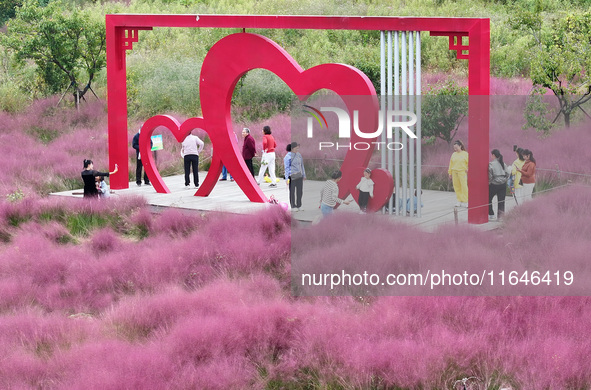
[199,33,392,211]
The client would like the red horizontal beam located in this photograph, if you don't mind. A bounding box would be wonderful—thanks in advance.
[106,14,483,33]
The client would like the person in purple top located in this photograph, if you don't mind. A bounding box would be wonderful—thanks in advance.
[241,127,256,177]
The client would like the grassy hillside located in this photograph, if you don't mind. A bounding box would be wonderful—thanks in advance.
[2,0,590,118]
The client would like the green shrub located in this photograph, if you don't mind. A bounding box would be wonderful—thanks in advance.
[0,79,30,113]
[127,54,203,118]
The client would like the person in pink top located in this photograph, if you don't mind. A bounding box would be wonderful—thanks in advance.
[256,125,278,187]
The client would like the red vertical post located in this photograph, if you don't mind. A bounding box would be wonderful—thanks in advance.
[106,16,130,190]
[467,19,490,224]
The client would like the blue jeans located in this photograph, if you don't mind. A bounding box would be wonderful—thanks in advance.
[320,203,334,217]
[221,165,233,180]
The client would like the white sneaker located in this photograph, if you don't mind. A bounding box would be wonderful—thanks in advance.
[489,215,496,221]
[297,207,303,212]
[461,202,468,208]
[455,202,461,207]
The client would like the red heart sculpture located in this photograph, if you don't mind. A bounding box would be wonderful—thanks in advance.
[139,115,206,194]
[199,33,392,211]
[140,33,392,210]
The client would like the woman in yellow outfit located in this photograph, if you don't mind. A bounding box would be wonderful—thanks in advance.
[448,140,469,207]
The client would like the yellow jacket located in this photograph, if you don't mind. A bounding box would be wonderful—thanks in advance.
[448,150,469,175]
[511,158,525,188]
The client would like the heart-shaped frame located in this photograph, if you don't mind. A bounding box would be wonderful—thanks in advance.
[140,33,393,210]
[199,33,392,211]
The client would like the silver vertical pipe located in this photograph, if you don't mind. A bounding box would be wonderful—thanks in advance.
[394,31,400,215]
[401,31,407,216]
[387,31,394,214]
[380,31,386,172]
[416,31,422,217]
[408,31,415,216]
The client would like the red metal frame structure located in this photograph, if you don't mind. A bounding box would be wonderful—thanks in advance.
[106,15,490,224]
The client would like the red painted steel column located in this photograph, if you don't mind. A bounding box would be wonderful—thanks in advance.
[106,16,129,190]
[467,19,490,224]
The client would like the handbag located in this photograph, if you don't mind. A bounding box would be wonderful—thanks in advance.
[291,172,303,180]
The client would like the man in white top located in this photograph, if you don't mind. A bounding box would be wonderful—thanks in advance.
[181,131,205,188]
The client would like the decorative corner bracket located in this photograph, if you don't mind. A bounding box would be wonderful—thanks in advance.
[431,32,469,60]
[116,27,153,68]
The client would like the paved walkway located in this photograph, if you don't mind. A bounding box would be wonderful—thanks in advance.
[52,171,514,231]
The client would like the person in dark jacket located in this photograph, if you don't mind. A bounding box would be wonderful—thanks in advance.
[81,159,118,198]
[488,149,509,220]
[132,129,151,186]
[241,127,256,177]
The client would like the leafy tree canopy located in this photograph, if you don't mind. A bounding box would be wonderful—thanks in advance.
[421,80,468,145]
[2,0,106,104]
[515,9,591,130]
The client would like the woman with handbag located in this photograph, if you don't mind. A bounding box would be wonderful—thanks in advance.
[286,142,306,211]
[488,149,509,221]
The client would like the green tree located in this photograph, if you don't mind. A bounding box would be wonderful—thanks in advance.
[421,81,469,145]
[0,0,22,25]
[516,10,591,129]
[2,0,106,106]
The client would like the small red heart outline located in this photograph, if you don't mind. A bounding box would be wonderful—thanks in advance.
[139,115,206,194]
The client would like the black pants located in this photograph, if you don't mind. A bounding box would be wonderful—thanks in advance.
[289,177,304,208]
[358,191,370,211]
[136,158,149,185]
[489,183,506,216]
[245,159,255,177]
[184,154,199,186]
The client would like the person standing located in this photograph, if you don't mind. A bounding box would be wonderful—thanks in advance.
[181,131,204,188]
[132,129,151,186]
[448,140,469,207]
[511,147,525,203]
[81,159,118,198]
[355,168,374,213]
[287,142,306,211]
[517,149,536,202]
[488,149,509,221]
[320,170,351,217]
[241,128,256,177]
[256,125,278,187]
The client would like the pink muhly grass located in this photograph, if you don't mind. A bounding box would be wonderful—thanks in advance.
[56,340,175,390]
[150,208,205,236]
[197,207,291,274]
[128,207,153,232]
[89,228,122,254]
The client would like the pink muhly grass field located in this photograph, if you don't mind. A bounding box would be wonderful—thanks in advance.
[1,79,591,388]
[1,187,591,388]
